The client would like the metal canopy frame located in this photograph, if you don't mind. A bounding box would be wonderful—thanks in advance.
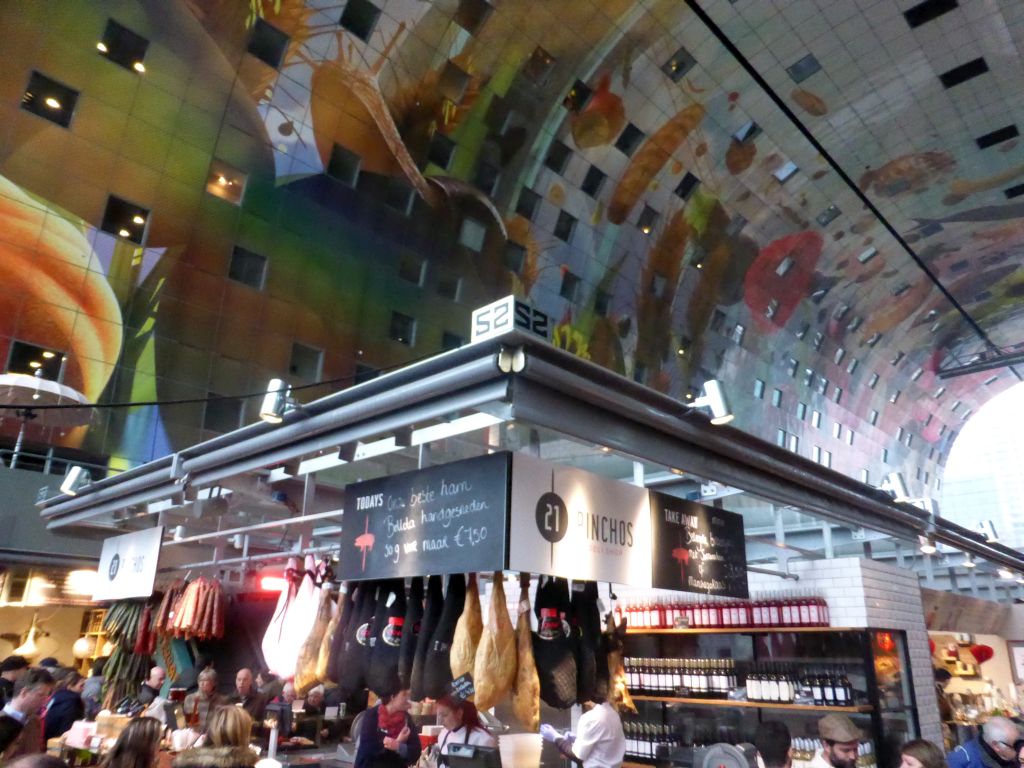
[38,330,1024,574]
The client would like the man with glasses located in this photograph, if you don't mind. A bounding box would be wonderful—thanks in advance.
[948,715,1020,768]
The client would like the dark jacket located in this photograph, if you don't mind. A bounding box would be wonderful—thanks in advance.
[172,746,259,768]
[138,682,161,706]
[0,713,43,761]
[354,705,421,768]
[0,679,13,710]
[45,688,85,740]
[0,714,24,756]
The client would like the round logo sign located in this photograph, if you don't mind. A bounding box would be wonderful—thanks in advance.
[535,492,568,543]
[108,553,120,581]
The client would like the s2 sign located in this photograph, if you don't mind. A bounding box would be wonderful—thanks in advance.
[470,295,550,343]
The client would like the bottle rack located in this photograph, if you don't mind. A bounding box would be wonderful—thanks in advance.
[618,592,830,631]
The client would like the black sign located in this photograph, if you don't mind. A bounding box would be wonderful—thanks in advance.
[338,453,511,580]
[450,673,475,702]
[649,492,748,598]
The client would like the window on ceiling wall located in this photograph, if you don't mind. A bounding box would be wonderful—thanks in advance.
[544,140,572,174]
[753,379,765,399]
[516,187,541,220]
[97,19,150,73]
[504,241,526,273]
[771,389,783,407]
[811,410,822,428]
[389,311,417,346]
[5,341,65,381]
[228,246,268,290]
[441,331,464,351]
[398,252,425,285]
[340,0,382,41]
[290,342,323,380]
[427,132,456,169]
[581,165,606,197]
[559,270,581,301]
[554,211,577,242]
[615,123,645,156]
[203,393,244,434]
[796,402,807,420]
[21,71,79,129]
[247,17,290,68]
[206,159,247,204]
[101,195,150,245]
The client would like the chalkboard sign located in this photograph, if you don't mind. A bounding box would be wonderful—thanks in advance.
[337,453,510,580]
[450,673,475,702]
[649,492,748,598]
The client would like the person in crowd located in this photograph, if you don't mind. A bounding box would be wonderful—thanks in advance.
[435,694,495,761]
[1015,740,1024,768]
[540,684,625,768]
[6,754,68,768]
[172,706,257,768]
[810,714,862,768]
[138,667,166,706]
[36,660,59,673]
[278,683,296,705]
[255,671,279,695]
[82,657,108,720]
[755,721,792,768]
[899,740,945,768]
[44,670,85,740]
[172,654,212,695]
[0,657,29,709]
[99,716,163,768]
[354,674,421,768]
[947,717,1021,768]
[303,687,326,716]
[0,668,54,761]
[183,668,227,731]
[228,668,275,723]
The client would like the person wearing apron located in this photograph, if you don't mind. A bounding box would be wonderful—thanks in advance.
[435,695,496,766]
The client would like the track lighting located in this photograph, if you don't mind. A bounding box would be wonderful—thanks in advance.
[998,568,1014,580]
[688,379,734,425]
[260,378,297,424]
[963,553,976,568]
[60,465,92,496]
[918,535,936,555]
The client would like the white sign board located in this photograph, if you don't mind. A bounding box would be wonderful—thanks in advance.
[508,453,652,587]
[93,526,164,601]
[470,295,551,343]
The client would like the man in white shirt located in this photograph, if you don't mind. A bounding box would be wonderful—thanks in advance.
[542,696,626,768]
[809,714,860,768]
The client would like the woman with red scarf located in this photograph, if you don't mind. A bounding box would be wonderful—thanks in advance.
[354,675,421,768]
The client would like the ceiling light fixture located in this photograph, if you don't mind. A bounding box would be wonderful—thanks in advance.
[259,378,297,424]
[60,465,92,496]
[13,613,41,658]
[918,534,936,555]
[117,228,130,238]
[132,215,145,225]
[963,553,976,568]
[96,42,108,53]
[44,97,61,110]
[688,379,734,425]
[998,567,1015,580]
[132,61,146,73]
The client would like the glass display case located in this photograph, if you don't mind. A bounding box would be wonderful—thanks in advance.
[620,626,919,767]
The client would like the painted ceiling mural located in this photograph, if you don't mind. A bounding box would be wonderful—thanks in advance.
[0,0,1017,497]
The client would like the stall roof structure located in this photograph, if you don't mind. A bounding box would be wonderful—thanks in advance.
[38,330,1024,589]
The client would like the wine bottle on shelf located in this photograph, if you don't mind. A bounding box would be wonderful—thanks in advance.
[812,670,824,706]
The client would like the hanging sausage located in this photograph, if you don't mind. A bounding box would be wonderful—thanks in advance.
[410,575,444,700]
[397,578,424,688]
[422,573,466,699]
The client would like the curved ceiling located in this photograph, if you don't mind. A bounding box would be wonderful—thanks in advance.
[1,0,1021,499]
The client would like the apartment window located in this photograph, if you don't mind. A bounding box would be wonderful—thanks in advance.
[6,340,64,381]
[563,79,592,111]
[833,347,845,365]
[846,430,854,446]
[802,368,813,387]
[398,252,425,285]
[934,386,946,399]
[753,379,765,399]
[247,17,290,68]
[776,429,787,447]
[832,422,842,439]
[206,159,247,205]
[554,211,577,242]
[662,45,697,82]
[786,357,799,377]
[523,45,555,83]
[889,390,901,404]
[290,342,323,380]
[816,376,828,395]
[860,469,869,483]
[788,434,800,453]
[441,331,464,351]
[453,0,493,33]
[559,270,581,301]
[203,393,244,433]
[911,367,924,381]
[905,433,913,448]
[868,373,879,389]
[847,358,859,375]
[389,311,417,345]
[515,187,541,220]
[869,409,879,426]
[812,332,823,350]
[615,123,645,156]
[675,172,700,200]
[98,19,150,73]
[427,132,457,169]
[796,402,807,420]
[950,400,962,413]
[821,450,832,468]
[228,246,268,289]
[436,270,462,301]
[22,71,79,128]
[637,205,659,235]
[832,386,842,404]
[327,144,361,186]
[891,351,905,366]
[340,0,382,41]
[771,388,783,407]
[734,120,761,143]
[896,426,904,441]
[504,241,526,273]
[812,446,821,463]
[544,140,572,174]
[458,217,488,252]
[101,195,149,245]
[811,410,822,428]
[581,165,606,197]
[795,323,810,340]
[881,448,889,463]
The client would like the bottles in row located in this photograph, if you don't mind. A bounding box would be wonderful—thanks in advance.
[618,591,830,630]
[622,722,682,760]
[746,664,799,703]
[807,666,855,707]
[624,658,737,698]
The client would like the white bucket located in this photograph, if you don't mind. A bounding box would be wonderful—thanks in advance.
[498,733,543,768]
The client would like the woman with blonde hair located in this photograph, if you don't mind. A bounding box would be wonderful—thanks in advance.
[173,706,257,768]
[101,716,163,768]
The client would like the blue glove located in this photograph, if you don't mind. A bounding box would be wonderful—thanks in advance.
[540,724,559,743]
[564,732,576,744]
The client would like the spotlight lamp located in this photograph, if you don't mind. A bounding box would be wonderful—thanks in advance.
[689,379,734,425]
[60,465,92,496]
[998,567,1015,581]
[918,534,936,555]
[963,553,976,568]
[259,378,298,424]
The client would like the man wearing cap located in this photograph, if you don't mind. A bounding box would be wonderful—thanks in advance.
[811,714,861,768]
[0,657,29,710]
[947,715,1020,768]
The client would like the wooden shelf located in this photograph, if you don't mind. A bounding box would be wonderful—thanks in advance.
[631,695,872,713]
[626,626,857,635]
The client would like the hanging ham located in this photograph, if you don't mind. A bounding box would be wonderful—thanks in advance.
[604,609,636,714]
[328,583,361,685]
[296,584,337,694]
[336,582,378,698]
[367,580,406,695]
[512,573,540,731]
[318,583,353,685]
[411,575,444,700]
[422,573,465,699]
[450,573,483,684]
[262,556,322,677]
[398,578,424,688]
[532,577,576,709]
[571,581,602,703]
[474,572,516,711]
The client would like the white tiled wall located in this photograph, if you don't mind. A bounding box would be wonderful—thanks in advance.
[749,557,942,746]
